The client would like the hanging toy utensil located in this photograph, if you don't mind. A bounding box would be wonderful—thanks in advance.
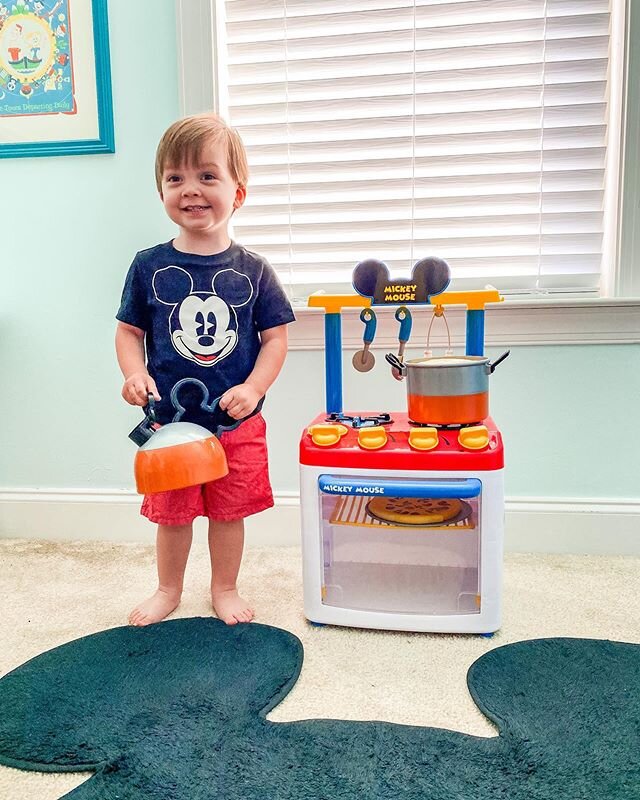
[391,306,412,380]
[352,307,377,372]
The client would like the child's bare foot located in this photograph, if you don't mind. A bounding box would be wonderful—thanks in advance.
[211,587,254,625]
[128,589,181,627]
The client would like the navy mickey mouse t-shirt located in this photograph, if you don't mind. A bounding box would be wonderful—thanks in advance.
[117,241,295,427]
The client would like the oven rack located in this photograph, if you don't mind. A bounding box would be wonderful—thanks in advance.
[329,494,476,531]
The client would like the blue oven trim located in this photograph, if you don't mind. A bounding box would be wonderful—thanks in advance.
[318,476,482,498]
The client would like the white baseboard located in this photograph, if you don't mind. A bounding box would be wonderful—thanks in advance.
[0,489,301,548]
[504,497,640,555]
[0,490,638,555]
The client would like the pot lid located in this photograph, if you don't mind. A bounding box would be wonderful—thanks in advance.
[407,355,489,367]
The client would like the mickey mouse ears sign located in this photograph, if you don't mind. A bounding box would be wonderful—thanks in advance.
[353,257,451,306]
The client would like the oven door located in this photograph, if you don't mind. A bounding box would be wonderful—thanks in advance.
[318,475,482,616]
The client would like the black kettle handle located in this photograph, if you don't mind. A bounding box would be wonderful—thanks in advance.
[127,393,158,446]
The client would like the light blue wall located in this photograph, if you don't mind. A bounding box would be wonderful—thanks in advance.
[484,344,639,497]
[1,2,180,488]
[1,4,638,504]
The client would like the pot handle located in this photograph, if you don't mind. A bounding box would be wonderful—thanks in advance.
[488,350,510,374]
[385,352,407,376]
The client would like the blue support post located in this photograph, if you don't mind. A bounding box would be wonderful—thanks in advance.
[324,312,343,413]
[466,309,485,356]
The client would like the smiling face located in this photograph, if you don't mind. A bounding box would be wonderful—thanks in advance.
[160,137,246,254]
[171,293,238,366]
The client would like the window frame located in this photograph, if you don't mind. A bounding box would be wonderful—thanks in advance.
[174,0,640,347]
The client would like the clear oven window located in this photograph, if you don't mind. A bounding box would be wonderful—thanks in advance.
[320,482,481,616]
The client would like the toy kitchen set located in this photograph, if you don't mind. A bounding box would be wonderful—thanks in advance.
[299,257,510,634]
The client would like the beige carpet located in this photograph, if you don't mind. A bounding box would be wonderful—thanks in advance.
[1,537,639,799]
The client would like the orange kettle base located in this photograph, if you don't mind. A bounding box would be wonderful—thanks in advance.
[134,424,228,495]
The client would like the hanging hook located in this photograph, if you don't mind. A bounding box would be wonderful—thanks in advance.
[425,305,452,357]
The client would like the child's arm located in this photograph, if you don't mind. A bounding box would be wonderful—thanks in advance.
[219,324,288,419]
[115,321,161,406]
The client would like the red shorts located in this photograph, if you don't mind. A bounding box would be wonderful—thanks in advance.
[141,413,273,525]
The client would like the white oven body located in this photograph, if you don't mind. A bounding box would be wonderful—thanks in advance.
[300,464,504,633]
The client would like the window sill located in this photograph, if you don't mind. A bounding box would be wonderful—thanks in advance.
[287,297,640,350]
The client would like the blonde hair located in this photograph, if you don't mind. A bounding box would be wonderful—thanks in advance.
[154,113,249,192]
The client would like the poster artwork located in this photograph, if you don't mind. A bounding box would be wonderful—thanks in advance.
[0,0,73,117]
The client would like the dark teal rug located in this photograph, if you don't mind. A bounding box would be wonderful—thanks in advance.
[0,618,638,799]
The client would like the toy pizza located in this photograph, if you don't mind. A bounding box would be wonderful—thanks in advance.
[366,497,462,525]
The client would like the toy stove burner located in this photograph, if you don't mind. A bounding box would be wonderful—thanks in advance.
[409,419,482,430]
[325,412,393,429]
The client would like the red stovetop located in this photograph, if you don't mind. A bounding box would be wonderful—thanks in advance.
[300,412,504,471]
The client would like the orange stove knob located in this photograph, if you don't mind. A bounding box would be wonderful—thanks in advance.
[357,426,387,450]
[307,423,348,447]
[458,425,490,450]
[408,427,439,451]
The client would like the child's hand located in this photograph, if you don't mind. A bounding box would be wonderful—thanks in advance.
[122,372,161,406]
[219,383,261,420]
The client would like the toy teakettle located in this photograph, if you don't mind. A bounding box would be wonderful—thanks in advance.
[128,378,263,495]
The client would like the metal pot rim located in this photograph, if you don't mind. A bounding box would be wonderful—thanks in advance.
[405,355,490,368]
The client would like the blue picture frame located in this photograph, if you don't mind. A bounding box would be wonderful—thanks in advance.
[0,0,114,158]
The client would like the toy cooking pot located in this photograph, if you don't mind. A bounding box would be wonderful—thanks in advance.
[129,378,263,495]
[385,351,509,426]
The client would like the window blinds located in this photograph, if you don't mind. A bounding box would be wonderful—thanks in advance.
[221,0,617,296]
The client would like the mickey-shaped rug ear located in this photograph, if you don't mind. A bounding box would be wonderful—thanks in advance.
[0,619,303,793]
[467,637,640,750]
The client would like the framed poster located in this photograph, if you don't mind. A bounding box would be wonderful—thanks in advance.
[0,0,114,158]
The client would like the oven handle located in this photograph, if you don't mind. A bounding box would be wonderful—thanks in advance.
[318,476,481,498]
